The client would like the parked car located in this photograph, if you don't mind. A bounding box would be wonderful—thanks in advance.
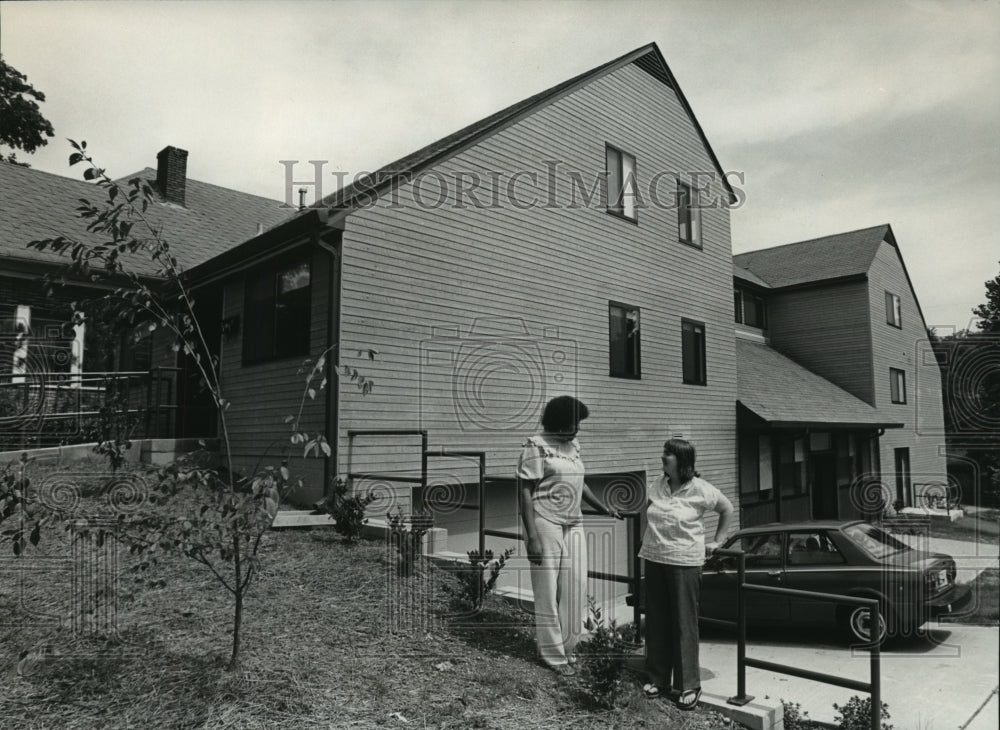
[699,520,971,644]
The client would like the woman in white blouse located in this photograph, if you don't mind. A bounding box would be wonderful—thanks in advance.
[516,395,621,676]
[640,438,734,709]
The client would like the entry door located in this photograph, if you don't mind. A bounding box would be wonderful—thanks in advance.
[811,453,839,520]
[894,448,912,507]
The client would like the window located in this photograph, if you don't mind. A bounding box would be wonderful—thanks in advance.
[885,292,902,328]
[787,532,845,566]
[734,288,766,328]
[243,257,312,364]
[677,180,701,247]
[890,368,906,404]
[777,437,806,494]
[681,319,706,385]
[605,145,637,221]
[608,302,641,378]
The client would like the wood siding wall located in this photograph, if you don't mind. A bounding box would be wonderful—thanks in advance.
[337,63,738,533]
[766,280,874,404]
[215,244,332,503]
[866,241,948,498]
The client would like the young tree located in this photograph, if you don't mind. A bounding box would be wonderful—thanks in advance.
[28,141,365,669]
[0,56,55,165]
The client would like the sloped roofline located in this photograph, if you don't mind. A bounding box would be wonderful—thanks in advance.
[317,41,736,216]
[733,222,933,333]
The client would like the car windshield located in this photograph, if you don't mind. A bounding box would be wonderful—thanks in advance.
[843,523,911,559]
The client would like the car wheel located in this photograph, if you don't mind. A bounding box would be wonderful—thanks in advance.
[840,603,889,646]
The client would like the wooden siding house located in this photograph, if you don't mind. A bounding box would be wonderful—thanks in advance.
[733,224,948,524]
[0,150,292,447]
[183,43,742,596]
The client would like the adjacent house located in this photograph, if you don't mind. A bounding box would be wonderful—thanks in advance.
[0,149,292,447]
[732,224,948,525]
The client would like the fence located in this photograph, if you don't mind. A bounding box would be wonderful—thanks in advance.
[0,367,181,449]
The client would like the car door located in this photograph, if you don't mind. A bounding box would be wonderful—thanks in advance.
[701,531,790,625]
[782,530,846,627]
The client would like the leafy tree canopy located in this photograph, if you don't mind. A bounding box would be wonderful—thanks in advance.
[0,55,55,164]
[972,261,1000,333]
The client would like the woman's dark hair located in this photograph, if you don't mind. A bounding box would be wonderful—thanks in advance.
[541,395,589,433]
[664,438,700,483]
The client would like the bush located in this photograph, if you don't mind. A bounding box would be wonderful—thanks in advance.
[320,477,375,544]
[575,596,636,710]
[387,509,434,577]
[782,700,814,730]
[445,547,514,611]
[833,696,892,730]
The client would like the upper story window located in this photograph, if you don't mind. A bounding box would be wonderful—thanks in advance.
[609,302,641,378]
[243,257,312,365]
[606,145,637,222]
[885,292,902,328]
[734,287,767,328]
[681,318,706,385]
[677,180,701,248]
[890,368,907,404]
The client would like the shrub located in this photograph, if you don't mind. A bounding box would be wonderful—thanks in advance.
[387,509,434,577]
[833,695,893,730]
[782,700,814,730]
[321,477,375,544]
[445,547,514,611]
[575,596,636,710]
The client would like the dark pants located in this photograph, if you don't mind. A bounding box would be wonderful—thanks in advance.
[644,560,702,692]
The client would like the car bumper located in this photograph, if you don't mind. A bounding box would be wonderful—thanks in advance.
[927,583,973,617]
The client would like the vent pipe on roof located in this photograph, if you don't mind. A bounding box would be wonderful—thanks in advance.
[156,146,188,206]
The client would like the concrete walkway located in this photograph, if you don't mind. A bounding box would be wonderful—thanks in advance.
[698,624,998,729]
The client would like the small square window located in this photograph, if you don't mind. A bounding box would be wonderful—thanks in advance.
[609,302,641,378]
[606,145,637,221]
[682,318,706,385]
[734,288,766,328]
[885,292,902,328]
[677,181,701,248]
[890,368,907,404]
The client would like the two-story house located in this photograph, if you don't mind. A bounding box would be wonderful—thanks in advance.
[733,224,948,524]
[181,42,742,600]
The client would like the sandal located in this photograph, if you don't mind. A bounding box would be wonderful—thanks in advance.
[642,683,660,698]
[676,687,701,711]
[552,664,576,677]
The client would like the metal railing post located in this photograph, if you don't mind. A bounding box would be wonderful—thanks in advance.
[631,514,642,640]
[871,602,881,730]
[728,549,754,705]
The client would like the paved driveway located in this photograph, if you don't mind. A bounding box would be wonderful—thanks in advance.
[698,534,999,728]
[699,624,998,728]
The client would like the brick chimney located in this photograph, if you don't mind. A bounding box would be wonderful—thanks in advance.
[156,146,188,206]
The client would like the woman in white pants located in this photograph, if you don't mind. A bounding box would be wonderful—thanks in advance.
[517,396,621,676]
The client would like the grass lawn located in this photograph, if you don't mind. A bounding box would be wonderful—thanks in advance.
[946,568,1000,626]
[926,509,1000,545]
[0,505,746,730]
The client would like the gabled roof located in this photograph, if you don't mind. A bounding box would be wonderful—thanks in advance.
[0,160,292,277]
[319,42,735,213]
[736,338,902,430]
[733,263,770,288]
[733,224,891,290]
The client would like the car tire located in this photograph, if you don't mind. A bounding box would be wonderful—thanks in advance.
[839,602,890,646]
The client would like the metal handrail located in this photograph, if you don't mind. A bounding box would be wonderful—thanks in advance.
[715,547,882,730]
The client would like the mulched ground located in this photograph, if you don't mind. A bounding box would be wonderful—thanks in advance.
[0,522,747,730]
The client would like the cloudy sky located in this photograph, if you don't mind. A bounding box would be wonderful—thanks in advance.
[1,0,997,331]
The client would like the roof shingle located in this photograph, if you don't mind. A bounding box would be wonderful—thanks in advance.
[733,224,890,289]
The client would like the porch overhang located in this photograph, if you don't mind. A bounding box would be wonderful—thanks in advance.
[736,339,904,431]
